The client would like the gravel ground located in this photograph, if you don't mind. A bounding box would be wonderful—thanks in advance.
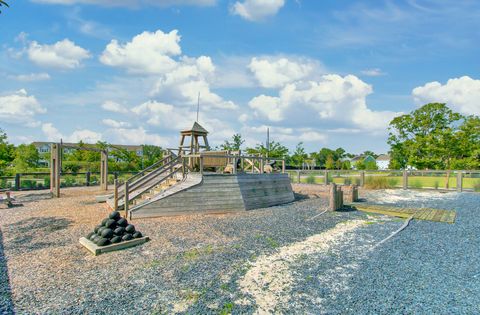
[0,187,478,314]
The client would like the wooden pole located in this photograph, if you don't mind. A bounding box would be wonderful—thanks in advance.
[297,170,300,183]
[456,171,463,192]
[324,170,329,185]
[282,159,285,173]
[113,179,118,211]
[233,157,238,174]
[123,182,129,218]
[100,150,108,191]
[403,170,408,190]
[199,156,204,175]
[328,183,337,211]
[260,157,264,173]
[360,171,365,187]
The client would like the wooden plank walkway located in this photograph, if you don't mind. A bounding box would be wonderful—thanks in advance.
[353,204,456,223]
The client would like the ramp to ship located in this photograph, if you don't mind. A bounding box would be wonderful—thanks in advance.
[129,173,294,219]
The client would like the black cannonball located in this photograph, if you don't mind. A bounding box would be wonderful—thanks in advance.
[117,217,128,227]
[104,219,116,229]
[132,231,142,239]
[125,224,135,233]
[97,227,106,235]
[101,218,109,226]
[109,211,121,220]
[96,237,110,247]
[86,232,95,239]
[122,234,133,241]
[94,225,103,233]
[111,236,122,244]
[89,233,97,241]
[101,228,114,239]
[92,235,101,243]
[114,227,125,236]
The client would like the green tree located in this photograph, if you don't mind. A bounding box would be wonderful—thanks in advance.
[221,134,245,151]
[0,129,15,175]
[246,141,289,159]
[142,144,163,167]
[388,103,465,170]
[13,144,40,172]
[325,155,335,169]
[290,142,307,168]
[341,160,351,170]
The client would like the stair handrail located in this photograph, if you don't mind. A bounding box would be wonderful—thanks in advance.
[125,152,175,184]
[128,156,180,192]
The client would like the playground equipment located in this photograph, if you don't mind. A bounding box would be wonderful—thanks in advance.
[50,143,108,197]
[106,122,294,219]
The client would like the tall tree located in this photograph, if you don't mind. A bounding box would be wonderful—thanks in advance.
[13,144,40,172]
[0,128,15,174]
[142,144,163,167]
[290,142,307,168]
[325,155,335,169]
[388,103,464,170]
[246,141,289,159]
[221,134,244,151]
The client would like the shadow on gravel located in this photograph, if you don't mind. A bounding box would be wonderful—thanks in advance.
[337,205,358,212]
[7,217,73,253]
[0,228,15,314]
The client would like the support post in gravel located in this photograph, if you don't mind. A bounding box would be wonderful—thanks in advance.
[5,191,12,207]
[113,179,119,211]
[360,171,365,187]
[86,172,91,187]
[403,170,408,190]
[456,172,463,192]
[14,173,20,191]
[123,181,129,218]
[329,183,343,211]
[324,170,329,185]
[297,170,300,183]
[100,150,108,191]
[282,159,285,173]
[345,184,358,203]
[50,143,61,197]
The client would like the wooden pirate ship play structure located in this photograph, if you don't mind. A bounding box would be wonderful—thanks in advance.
[105,122,294,218]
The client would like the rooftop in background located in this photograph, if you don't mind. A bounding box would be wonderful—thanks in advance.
[376,154,391,161]
[31,142,143,151]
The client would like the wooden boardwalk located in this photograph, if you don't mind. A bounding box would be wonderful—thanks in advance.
[353,204,456,223]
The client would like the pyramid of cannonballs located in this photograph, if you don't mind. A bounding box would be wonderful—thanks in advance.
[86,211,143,247]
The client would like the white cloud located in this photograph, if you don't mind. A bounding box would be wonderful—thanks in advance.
[248,74,400,131]
[41,122,102,143]
[360,68,386,77]
[412,76,480,115]
[231,0,285,21]
[32,0,217,7]
[9,73,51,82]
[102,118,131,128]
[248,57,319,88]
[107,126,169,146]
[100,30,181,74]
[27,39,90,69]
[0,89,46,127]
[101,100,130,114]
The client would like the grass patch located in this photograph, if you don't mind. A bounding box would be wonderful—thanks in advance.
[410,180,423,189]
[306,174,316,184]
[364,176,396,189]
[219,302,234,315]
[473,180,480,192]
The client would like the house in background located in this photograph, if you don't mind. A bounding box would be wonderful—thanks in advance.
[350,155,376,169]
[376,154,391,170]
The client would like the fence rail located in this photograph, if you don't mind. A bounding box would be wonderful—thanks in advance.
[0,171,139,191]
[287,169,480,192]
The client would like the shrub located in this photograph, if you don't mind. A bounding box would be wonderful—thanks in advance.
[387,178,399,187]
[354,177,361,186]
[410,180,423,189]
[306,174,316,184]
[473,180,480,192]
[364,176,395,189]
[21,179,36,189]
[43,176,50,188]
[344,177,351,185]
[0,178,7,189]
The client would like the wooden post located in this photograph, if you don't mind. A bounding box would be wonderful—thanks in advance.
[360,171,365,187]
[260,158,264,173]
[297,170,301,183]
[113,179,119,211]
[199,156,204,175]
[100,150,108,191]
[233,157,238,174]
[14,174,20,191]
[352,185,358,202]
[5,191,12,207]
[86,172,91,187]
[123,182,129,218]
[50,143,61,197]
[241,157,244,172]
[456,171,463,192]
[403,170,408,190]
[324,170,329,185]
[328,183,337,211]
[282,159,285,173]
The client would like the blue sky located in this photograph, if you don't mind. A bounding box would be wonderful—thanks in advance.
[0,0,479,154]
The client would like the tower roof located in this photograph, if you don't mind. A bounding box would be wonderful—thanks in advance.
[181,122,209,135]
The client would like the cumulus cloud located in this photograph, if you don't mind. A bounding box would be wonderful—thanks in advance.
[9,73,51,82]
[248,74,400,131]
[248,57,319,88]
[0,89,46,127]
[41,123,102,143]
[100,30,181,74]
[27,39,91,69]
[412,76,480,115]
[107,126,169,146]
[231,0,285,21]
[32,0,216,7]
[101,100,130,114]
[102,118,131,128]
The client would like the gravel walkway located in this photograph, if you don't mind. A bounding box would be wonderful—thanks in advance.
[0,187,478,314]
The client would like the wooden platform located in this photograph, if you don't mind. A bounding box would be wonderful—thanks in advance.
[79,236,150,256]
[129,173,295,219]
[353,204,456,223]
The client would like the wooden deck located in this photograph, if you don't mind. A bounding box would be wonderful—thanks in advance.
[353,204,456,223]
